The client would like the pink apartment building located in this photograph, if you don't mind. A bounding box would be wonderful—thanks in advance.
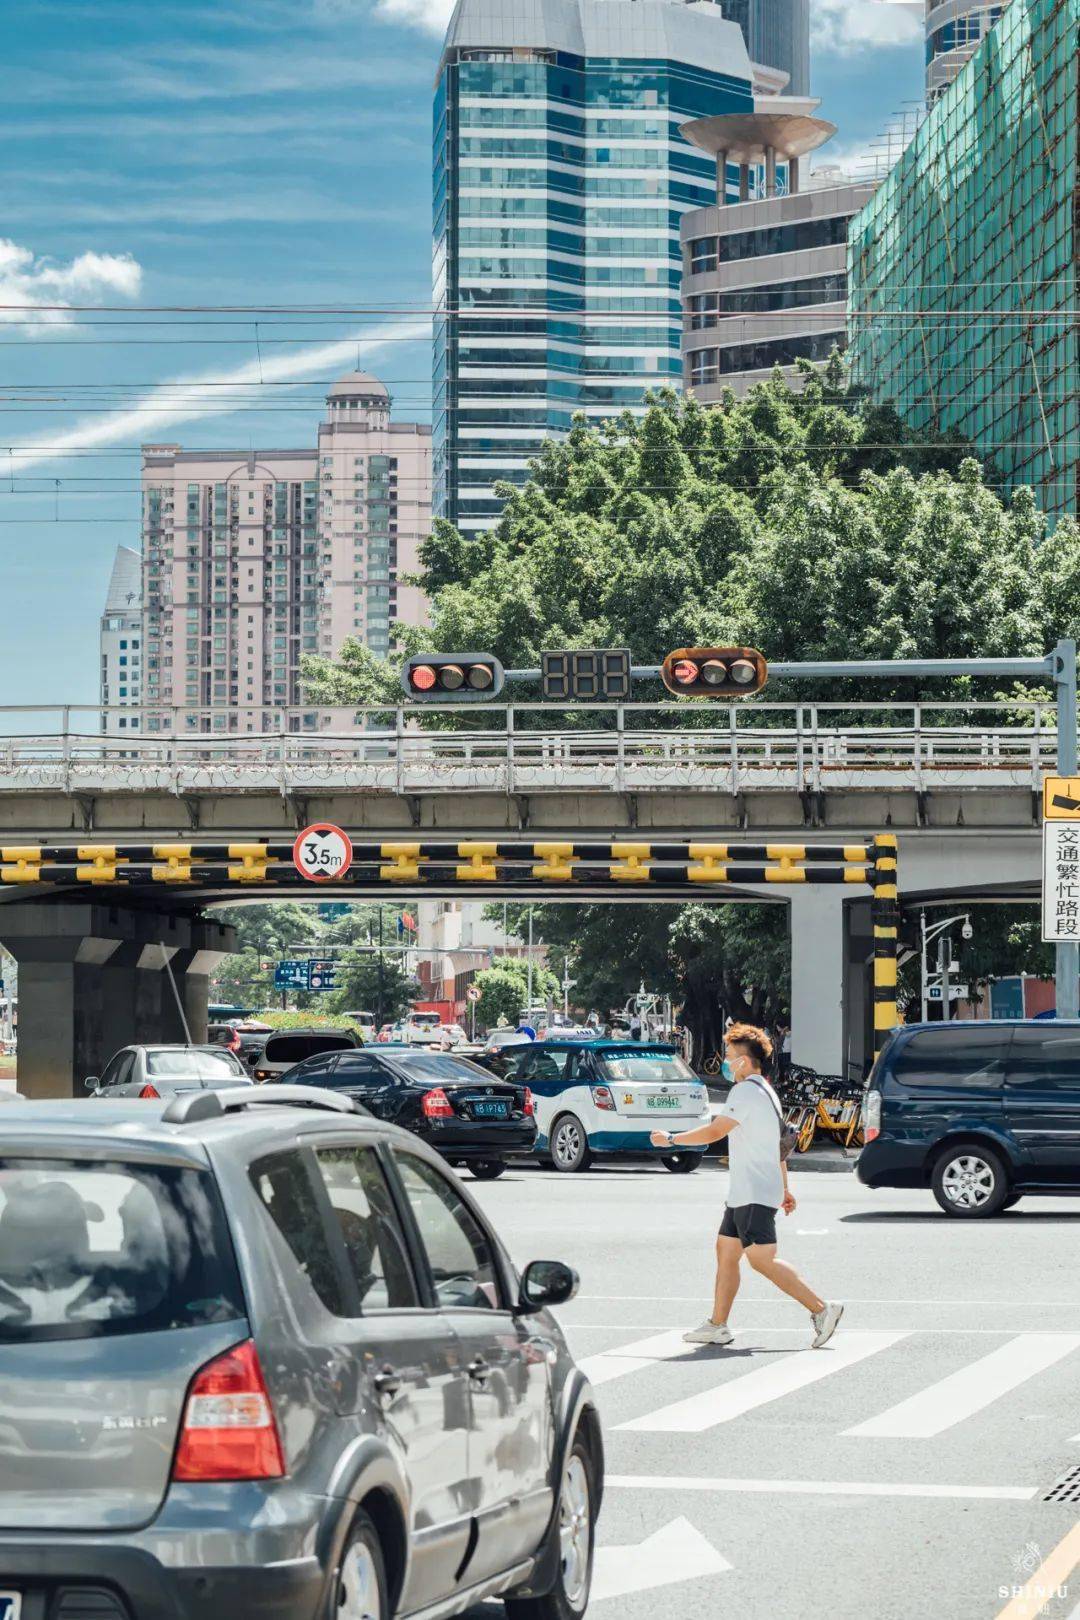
[139,371,430,732]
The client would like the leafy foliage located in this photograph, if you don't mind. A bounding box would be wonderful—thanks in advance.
[473,955,559,1031]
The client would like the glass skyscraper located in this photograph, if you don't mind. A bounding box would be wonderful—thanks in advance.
[722,0,810,95]
[433,0,756,534]
[848,0,1077,520]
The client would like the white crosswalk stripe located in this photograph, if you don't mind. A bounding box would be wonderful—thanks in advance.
[844,1331,1080,1439]
[616,1329,911,1433]
[578,1330,697,1388]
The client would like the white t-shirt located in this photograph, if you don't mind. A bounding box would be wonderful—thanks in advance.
[721,1075,784,1209]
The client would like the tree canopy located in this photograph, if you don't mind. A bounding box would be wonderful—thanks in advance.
[300,365,1080,1054]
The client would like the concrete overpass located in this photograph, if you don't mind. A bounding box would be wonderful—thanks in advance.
[0,699,1059,1097]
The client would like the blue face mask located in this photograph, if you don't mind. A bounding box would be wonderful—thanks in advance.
[721,1059,734,1081]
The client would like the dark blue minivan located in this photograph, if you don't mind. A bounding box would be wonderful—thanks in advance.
[857,1020,1080,1217]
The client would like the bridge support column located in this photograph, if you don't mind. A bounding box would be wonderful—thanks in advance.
[789,888,850,1077]
[0,901,234,1099]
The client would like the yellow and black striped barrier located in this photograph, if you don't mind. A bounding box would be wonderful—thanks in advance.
[0,836,900,1049]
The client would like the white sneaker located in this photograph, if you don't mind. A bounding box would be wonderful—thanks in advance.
[811,1302,844,1348]
[682,1319,734,1347]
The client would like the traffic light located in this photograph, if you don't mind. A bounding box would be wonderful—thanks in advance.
[401,653,505,703]
[660,646,768,698]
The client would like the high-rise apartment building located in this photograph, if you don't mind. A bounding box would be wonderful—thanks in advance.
[679,103,878,395]
[926,0,1008,102]
[433,0,763,535]
[99,544,142,733]
[848,0,1077,520]
[139,373,430,732]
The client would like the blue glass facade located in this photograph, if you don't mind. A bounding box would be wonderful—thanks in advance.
[433,2,754,533]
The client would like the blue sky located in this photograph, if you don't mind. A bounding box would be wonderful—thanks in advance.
[0,0,923,708]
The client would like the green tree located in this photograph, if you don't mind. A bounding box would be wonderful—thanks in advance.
[473,955,559,1032]
[301,365,1079,1056]
[327,949,416,1026]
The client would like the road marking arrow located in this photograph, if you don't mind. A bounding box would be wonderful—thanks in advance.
[592,1517,732,1603]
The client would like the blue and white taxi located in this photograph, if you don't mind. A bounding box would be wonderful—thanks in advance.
[500,1039,710,1172]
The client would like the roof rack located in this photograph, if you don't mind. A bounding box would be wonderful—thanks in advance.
[162,1084,362,1126]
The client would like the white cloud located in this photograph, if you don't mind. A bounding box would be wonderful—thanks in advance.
[0,239,142,332]
[371,0,454,32]
[6,318,430,476]
[812,0,923,55]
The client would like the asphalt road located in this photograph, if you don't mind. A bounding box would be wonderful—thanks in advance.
[468,1158,1080,1620]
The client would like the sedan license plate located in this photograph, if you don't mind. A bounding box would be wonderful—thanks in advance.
[646,1095,680,1110]
[0,1595,21,1620]
[472,1100,510,1119]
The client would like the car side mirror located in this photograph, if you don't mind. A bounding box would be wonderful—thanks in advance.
[518,1259,579,1315]
[84,1076,99,1092]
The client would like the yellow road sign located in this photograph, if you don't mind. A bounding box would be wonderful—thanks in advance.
[1044,778,1080,820]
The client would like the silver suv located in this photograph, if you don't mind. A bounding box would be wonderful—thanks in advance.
[0,1087,602,1619]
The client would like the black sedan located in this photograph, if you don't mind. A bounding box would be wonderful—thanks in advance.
[283,1045,537,1179]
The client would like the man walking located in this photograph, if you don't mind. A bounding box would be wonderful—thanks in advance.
[650,1022,842,1348]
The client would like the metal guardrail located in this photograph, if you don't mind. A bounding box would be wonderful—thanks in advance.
[0,701,1063,797]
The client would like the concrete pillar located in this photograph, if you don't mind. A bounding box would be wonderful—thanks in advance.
[788,888,847,1076]
[715,150,729,202]
[738,163,750,202]
[0,900,234,1098]
[788,156,799,194]
[765,145,777,197]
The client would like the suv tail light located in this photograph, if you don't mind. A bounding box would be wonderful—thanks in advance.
[862,1089,882,1143]
[591,1084,616,1112]
[523,1087,535,1116]
[421,1087,455,1119]
[172,1339,285,1482]
[138,1083,160,1099]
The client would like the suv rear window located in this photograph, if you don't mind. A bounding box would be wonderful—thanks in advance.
[264,1034,355,1064]
[890,1028,1007,1088]
[0,1159,245,1344]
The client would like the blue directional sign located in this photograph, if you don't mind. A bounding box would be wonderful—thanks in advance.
[308,959,338,993]
[318,903,351,922]
[274,959,311,991]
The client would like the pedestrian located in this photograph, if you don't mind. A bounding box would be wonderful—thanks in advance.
[650,1021,843,1349]
[629,1009,642,1042]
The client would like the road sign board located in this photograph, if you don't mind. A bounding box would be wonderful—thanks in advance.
[1043,777,1080,820]
[1043,822,1080,941]
[466,985,482,1003]
[293,823,353,883]
[318,902,351,921]
[308,958,337,993]
[274,959,311,991]
[927,984,962,1002]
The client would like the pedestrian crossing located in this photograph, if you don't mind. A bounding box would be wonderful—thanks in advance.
[577,1324,1080,1442]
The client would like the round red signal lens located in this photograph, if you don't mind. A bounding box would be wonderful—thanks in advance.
[700,659,728,686]
[672,659,699,686]
[729,659,758,686]
[410,664,437,692]
[466,663,494,690]
[439,664,466,691]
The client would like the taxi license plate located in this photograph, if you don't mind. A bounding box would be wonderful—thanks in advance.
[0,1595,22,1620]
[646,1096,680,1110]
[473,1100,510,1119]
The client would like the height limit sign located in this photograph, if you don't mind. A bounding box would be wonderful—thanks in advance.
[293,822,353,883]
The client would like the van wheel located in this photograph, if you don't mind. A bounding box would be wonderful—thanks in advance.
[551,1114,592,1173]
[470,1160,506,1180]
[932,1143,1010,1218]
[505,1436,596,1620]
[329,1510,387,1620]
[663,1153,700,1173]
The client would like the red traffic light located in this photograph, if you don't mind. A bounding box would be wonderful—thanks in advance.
[661,646,767,698]
[401,653,505,703]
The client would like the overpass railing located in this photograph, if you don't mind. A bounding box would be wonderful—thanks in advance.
[0,700,1062,796]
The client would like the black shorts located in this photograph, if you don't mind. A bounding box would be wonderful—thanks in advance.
[719,1203,777,1247]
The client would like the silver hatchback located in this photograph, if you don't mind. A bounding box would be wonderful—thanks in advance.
[0,1088,602,1620]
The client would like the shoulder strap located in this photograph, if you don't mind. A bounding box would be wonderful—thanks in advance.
[745,1076,783,1123]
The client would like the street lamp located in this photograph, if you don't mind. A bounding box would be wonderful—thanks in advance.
[920,910,973,1023]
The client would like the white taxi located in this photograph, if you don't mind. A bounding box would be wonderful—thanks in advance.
[500,1039,710,1172]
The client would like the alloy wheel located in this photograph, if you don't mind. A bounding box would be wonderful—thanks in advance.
[338,1538,382,1620]
[558,1453,592,1611]
[554,1120,583,1168]
[941,1153,995,1209]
